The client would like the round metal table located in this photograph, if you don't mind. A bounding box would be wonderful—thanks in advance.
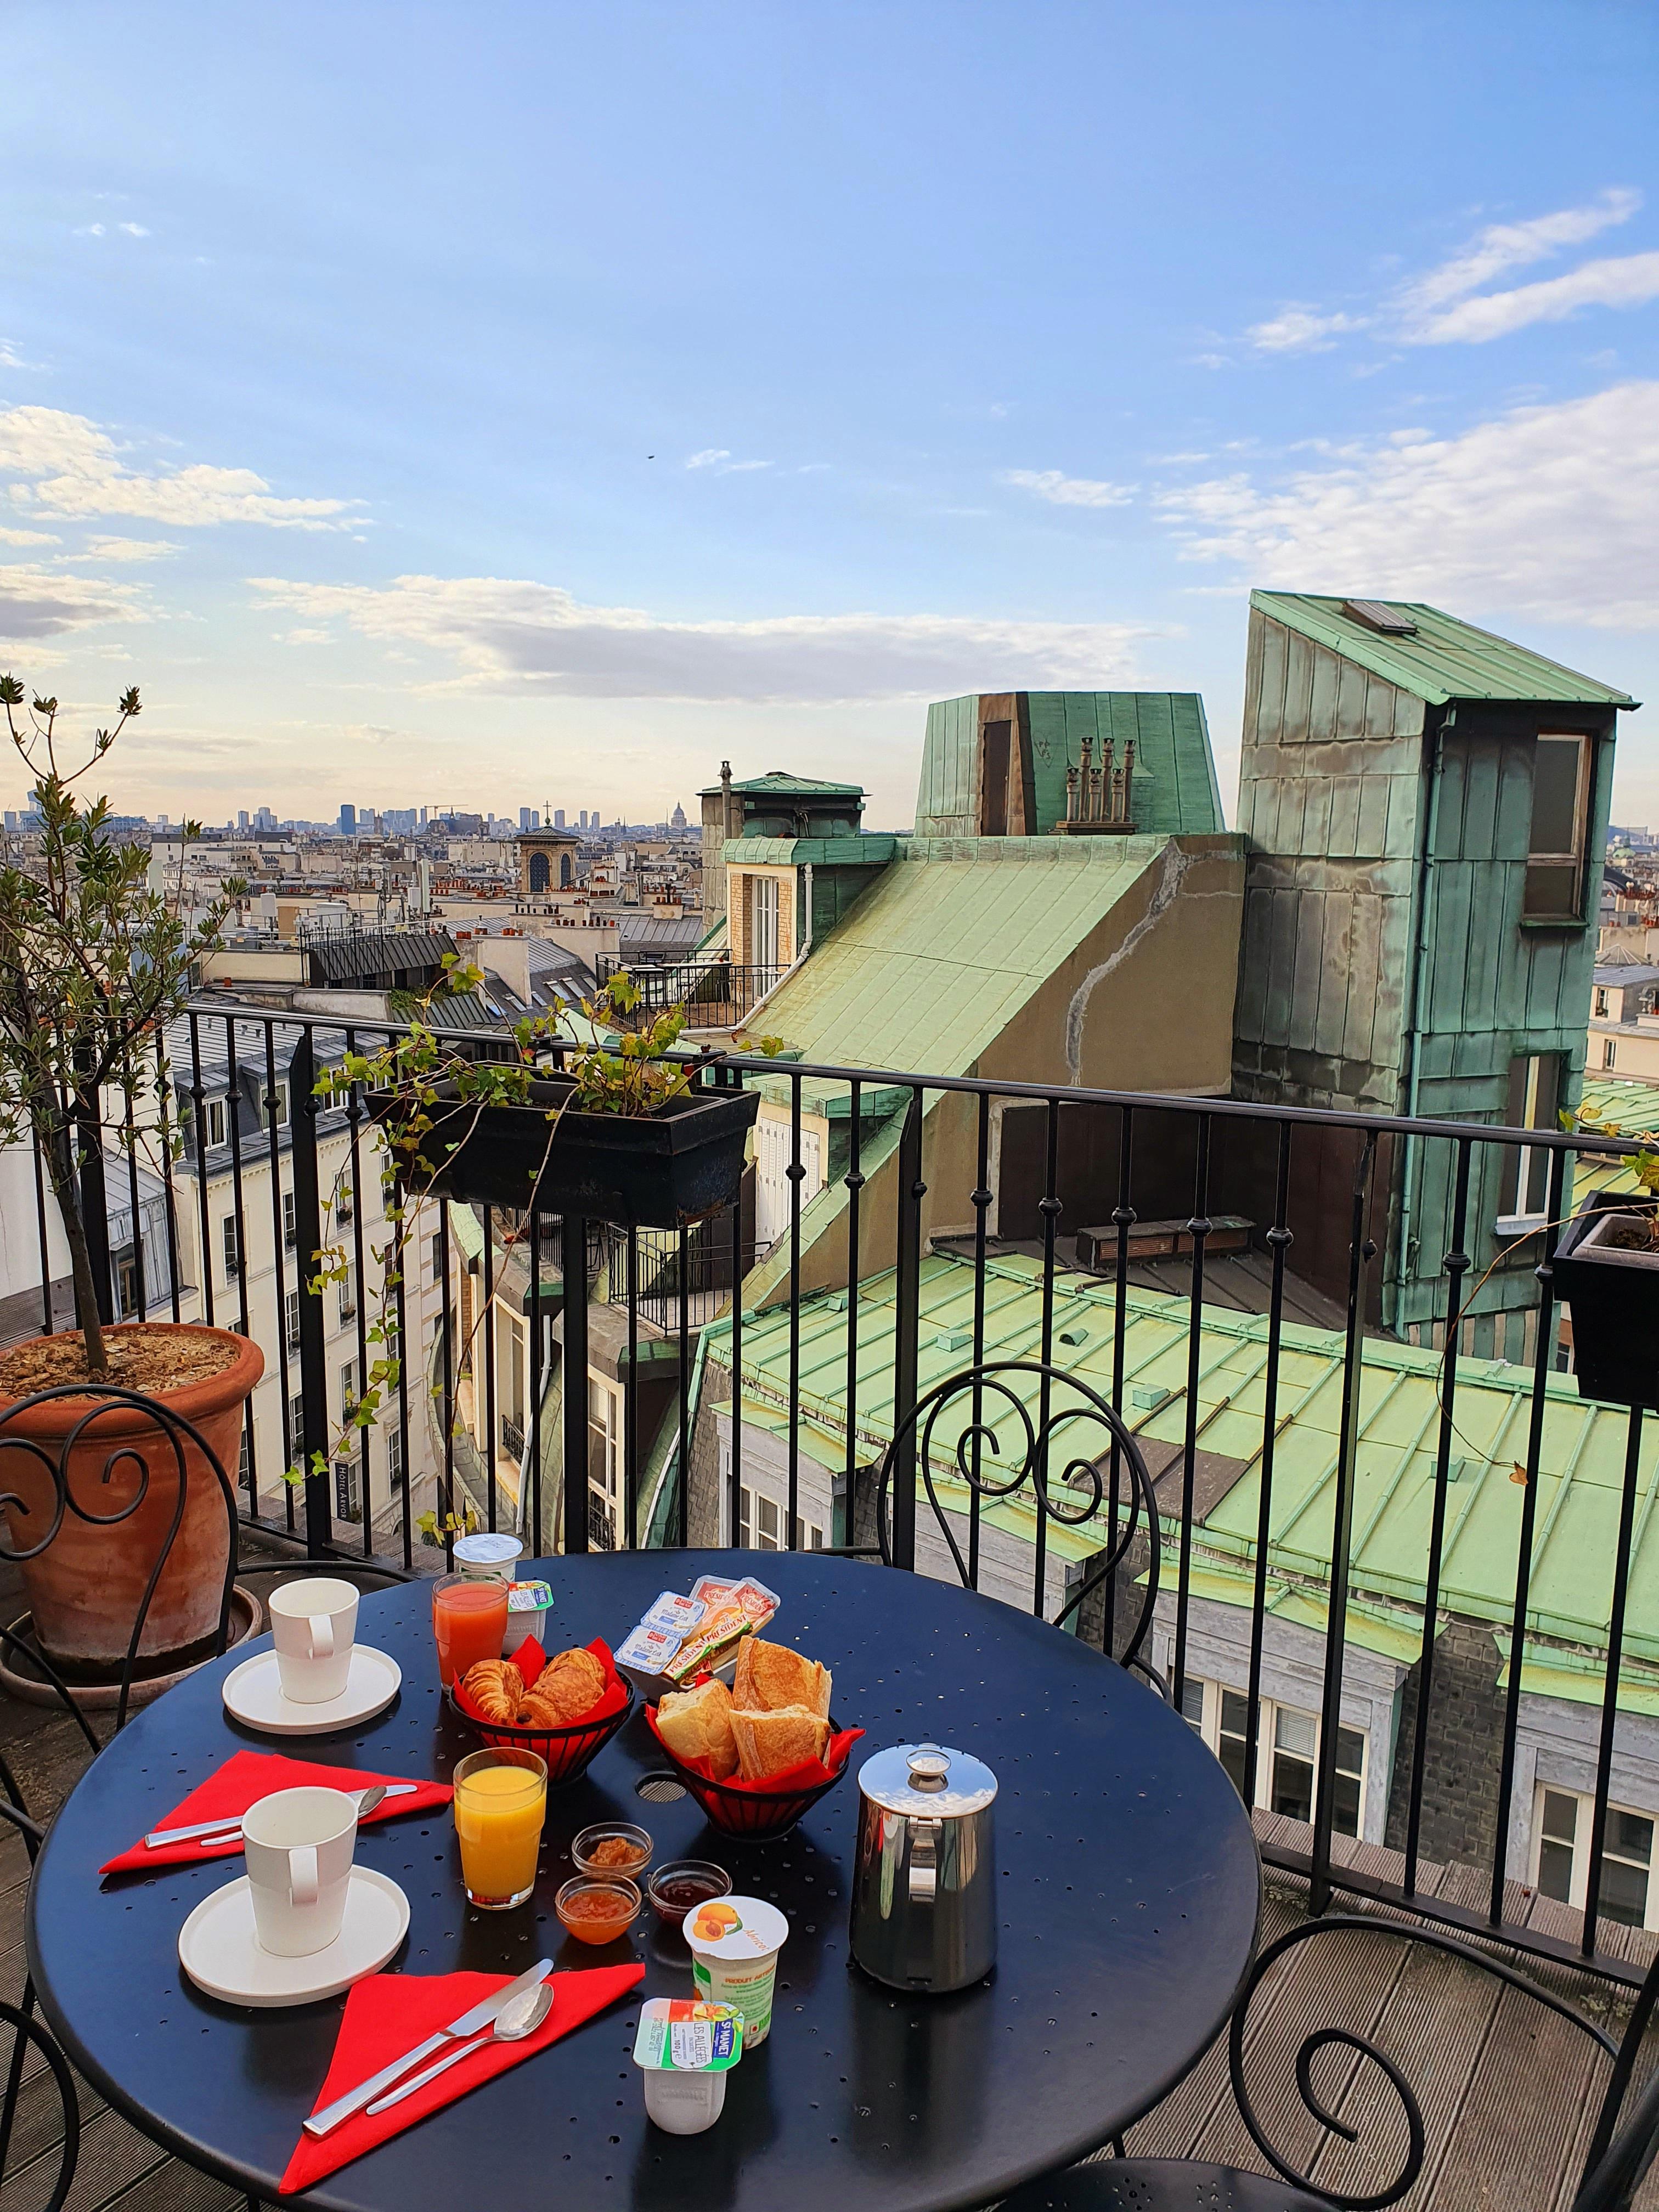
[29,1552,1260,2212]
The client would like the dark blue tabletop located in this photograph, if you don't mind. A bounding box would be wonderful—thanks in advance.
[28,1551,1259,2212]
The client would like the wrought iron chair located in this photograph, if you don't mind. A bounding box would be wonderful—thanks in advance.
[873,1359,1165,1692]
[997,1914,1659,2212]
[0,1380,411,2211]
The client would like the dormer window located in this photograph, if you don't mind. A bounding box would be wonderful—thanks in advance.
[204,1096,227,1150]
[1525,733,1593,921]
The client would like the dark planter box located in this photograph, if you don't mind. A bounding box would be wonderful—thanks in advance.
[371,1076,759,1229]
[1553,1192,1659,1411]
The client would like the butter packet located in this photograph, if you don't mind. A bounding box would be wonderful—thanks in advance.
[617,1622,684,1674]
[642,1589,708,1636]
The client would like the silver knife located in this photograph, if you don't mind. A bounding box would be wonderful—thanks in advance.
[144,1784,416,1849]
[303,1957,554,2138]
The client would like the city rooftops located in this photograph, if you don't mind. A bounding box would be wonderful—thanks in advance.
[1251,591,1639,709]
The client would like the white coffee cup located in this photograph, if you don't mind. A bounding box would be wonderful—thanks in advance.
[269,1578,359,1704]
[242,1787,359,1957]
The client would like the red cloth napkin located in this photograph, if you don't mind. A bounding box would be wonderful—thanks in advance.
[453,1635,629,1728]
[280,1961,645,2194]
[644,1701,863,1793]
[100,1750,452,1875]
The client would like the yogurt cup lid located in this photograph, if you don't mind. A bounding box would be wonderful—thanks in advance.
[684,1895,789,1960]
[633,1998,744,2073]
[454,1534,522,1565]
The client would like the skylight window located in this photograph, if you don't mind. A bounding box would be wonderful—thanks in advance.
[1341,599,1418,637]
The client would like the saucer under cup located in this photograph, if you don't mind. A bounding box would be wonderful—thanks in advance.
[222,1644,402,1735]
[178,1867,409,2006]
[268,1577,359,1703]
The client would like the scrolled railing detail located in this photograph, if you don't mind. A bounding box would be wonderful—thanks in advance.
[0,1383,239,1733]
[874,1359,1160,1671]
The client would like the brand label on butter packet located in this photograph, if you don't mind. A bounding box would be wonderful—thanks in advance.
[642,1589,707,1634]
[617,1622,682,1672]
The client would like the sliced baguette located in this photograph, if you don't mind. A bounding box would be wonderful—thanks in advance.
[732,1635,832,1720]
[731,1702,831,1781]
[656,1674,740,1780]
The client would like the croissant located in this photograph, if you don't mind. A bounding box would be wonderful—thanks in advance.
[462,1657,527,1723]
[533,1646,607,1723]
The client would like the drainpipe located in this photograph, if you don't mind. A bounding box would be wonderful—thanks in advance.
[1392,709,1451,1331]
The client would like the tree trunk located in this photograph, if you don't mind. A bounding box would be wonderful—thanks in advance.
[46,1114,109,1378]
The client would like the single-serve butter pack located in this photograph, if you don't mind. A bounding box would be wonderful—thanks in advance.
[615,1575,780,1697]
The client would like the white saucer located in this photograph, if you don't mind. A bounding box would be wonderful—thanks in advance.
[222,1645,403,1736]
[178,1866,410,2006]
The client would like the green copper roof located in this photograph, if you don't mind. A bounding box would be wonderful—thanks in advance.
[698,770,865,798]
[753,833,1201,1075]
[1566,1077,1659,1204]
[1026,693,1225,836]
[710,1248,1659,1672]
[1252,592,1637,710]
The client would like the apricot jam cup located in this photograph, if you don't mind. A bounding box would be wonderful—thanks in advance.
[555,1874,642,1946]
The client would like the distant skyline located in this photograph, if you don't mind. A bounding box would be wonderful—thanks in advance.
[3,3,1658,829]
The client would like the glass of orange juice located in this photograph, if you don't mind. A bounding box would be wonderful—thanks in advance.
[453,1747,547,1909]
[432,1573,508,1688]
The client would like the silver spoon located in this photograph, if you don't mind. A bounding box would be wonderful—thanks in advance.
[365,1980,554,2114]
[180,1782,392,1850]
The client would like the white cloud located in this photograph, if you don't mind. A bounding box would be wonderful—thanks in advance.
[61,535,180,564]
[685,448,771,475]
[0,525,59,546]
[1404,188,1641,316]
[1002,469,1136,509]
[246,573,1160,702]
[0,407,358,531]
[0,562,145,644]
[74,223,106,238]
[1156,379,1659,629]
[1247,306,1367,354]
[1405,250,1659,344]
[117,222,150,238]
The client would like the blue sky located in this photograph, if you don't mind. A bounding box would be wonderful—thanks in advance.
[4,2,1658,829]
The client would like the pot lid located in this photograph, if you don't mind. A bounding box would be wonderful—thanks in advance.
[856,1742,997,1817]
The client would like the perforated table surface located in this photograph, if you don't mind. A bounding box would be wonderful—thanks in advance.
[28,1552,1260,2212]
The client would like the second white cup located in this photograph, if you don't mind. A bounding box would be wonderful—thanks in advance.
[242,1786,359,1957]
[269,1577,359,1703]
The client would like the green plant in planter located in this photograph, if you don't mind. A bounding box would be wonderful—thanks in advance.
[291,966,779,1496]
[0,675,239,1376]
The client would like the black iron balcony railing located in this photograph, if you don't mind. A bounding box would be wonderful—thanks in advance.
[594,954,786,1025]
[18,995,1659,1994]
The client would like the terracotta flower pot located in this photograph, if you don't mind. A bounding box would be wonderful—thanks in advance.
[0,1323,263,1679]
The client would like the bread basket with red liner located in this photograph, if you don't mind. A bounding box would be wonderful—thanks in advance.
[447,1635,634,1786]
[644,1690,862,1839]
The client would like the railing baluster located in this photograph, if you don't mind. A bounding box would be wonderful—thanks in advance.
[729,1193,743,1547]
[1404,1136,1472,1897]
[1036,1097,1061,1617]
[188,1013,215,1329]
[843,1079,863,1553]
[153,1024,181,1322]
[31,1124,53,1335]
[676,1222,690,1547]
[393,1222,411,1572]
[343,1029,371,1556]
[969,1090,991,1593]
[1172,1113,1214,1707]
[1310,1130,1377,1917]
[289,1029,332,1558]
[890,1087,926,1573]
[1243,1122,1293,1807]
[1582,1403,1646,1957]
[122,1075,145,1323]
[1491,1143,1568,1926]
[561,1211,588,1554]
[438,1193,455,1568]
[482,1205,498,1534]
[266,1023,295,1532]
[224,1022,255,1513]
[1104,1103,1136,1657]
[787,1069,804,1550]
[624,1226,639,1550]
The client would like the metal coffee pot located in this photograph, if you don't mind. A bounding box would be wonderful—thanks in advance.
[848,1741,997,1993]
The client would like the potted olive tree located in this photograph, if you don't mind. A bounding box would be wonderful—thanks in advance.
[0,675,262,1681]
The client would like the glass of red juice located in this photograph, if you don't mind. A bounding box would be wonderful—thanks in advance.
[432,1573,509,1687]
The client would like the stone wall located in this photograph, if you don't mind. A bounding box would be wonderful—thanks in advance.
[1384,1615,1507,1866]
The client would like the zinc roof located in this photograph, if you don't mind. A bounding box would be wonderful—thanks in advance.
[1252,591,1637,710]
[1567,1077,1659,1205]
[713,1247,1659,1666]
[1026,693,1225,837]
[753,834,1191,1075]
[698,771,865,798]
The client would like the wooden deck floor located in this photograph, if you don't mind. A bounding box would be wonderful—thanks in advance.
[5,1581,1659,2211]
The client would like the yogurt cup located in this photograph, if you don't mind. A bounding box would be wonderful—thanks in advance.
[502,1578,552,1654]
[634,1998,743,2135]
[686,1895,789,2046]
[453,1533,523,1583]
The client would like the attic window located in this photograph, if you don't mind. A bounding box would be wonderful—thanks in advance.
[1342,599,1418,637]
